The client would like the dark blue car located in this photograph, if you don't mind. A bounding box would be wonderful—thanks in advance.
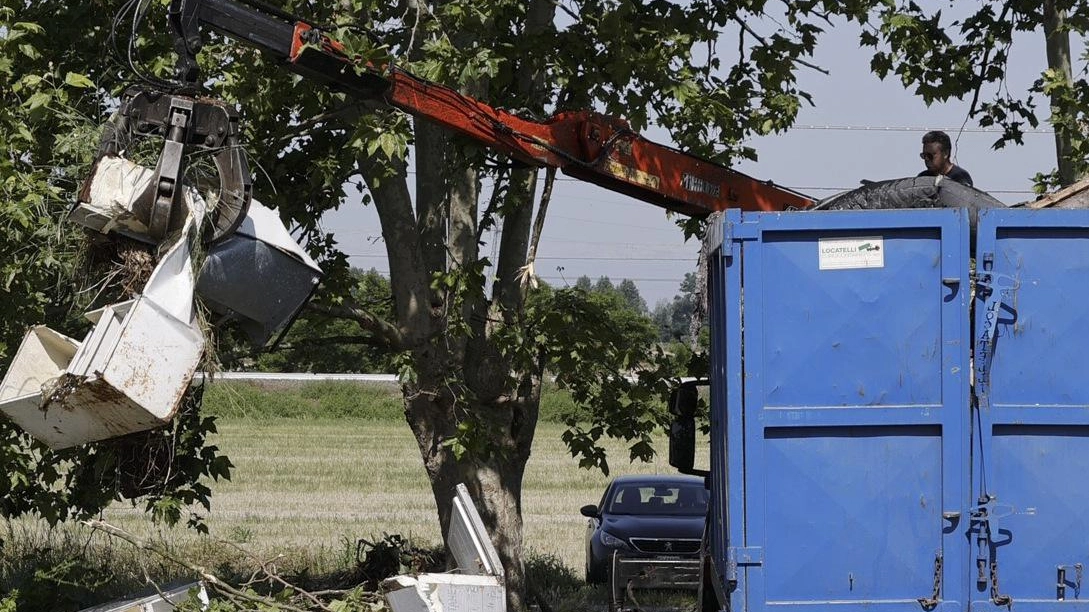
[580,473,709,585]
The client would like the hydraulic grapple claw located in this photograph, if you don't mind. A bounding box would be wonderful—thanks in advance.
[90,86,252,244]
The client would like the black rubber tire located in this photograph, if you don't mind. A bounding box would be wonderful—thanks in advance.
[812,176,1005,227]
[586,560,607,585]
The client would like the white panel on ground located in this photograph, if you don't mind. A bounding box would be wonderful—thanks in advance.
[384,484,506,612]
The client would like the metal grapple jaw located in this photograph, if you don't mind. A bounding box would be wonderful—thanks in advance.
[88,86,252,244]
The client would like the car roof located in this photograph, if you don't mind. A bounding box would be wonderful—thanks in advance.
[609,474,705,486]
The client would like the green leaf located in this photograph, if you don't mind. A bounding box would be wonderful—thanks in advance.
[25,91,50,110]
[14,21,45,34]
[64,72,94,88]
[17,43,40,60]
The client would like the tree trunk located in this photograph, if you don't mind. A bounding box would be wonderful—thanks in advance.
[403,365,542,612]
[1043,0,1077,186]
[361,3,556,608]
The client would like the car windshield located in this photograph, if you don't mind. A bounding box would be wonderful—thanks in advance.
[607,482,708,516]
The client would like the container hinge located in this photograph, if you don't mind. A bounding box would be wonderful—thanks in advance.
[973,268,1018,408]
[725,546,763,581]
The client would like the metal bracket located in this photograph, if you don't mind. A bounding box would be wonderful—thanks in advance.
[168,0,204,85]
[725,546,763,581]
[147,98,193,240]
[1057,563,1083,601]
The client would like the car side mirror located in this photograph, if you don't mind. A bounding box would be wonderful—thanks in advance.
[580,504,599,518]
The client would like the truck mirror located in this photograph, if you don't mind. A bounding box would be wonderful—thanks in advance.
[669,385,699,418]
[669,415,696,473]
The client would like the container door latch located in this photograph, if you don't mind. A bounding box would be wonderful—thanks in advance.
[1057,563,1083,601]
[973,261,1018,408]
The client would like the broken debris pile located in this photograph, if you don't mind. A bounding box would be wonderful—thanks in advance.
[0,156,321,449]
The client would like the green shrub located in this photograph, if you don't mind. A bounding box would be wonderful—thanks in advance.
[203,380,582,423]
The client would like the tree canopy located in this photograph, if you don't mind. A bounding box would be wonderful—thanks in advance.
[861,0,1089,188]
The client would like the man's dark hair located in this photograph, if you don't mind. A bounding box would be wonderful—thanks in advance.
[922,130,952,156]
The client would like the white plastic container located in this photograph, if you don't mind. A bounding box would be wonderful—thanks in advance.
[79,581,208,612]
[0,234,204,449]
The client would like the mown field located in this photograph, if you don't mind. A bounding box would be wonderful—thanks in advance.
[181,380,681,573]
[3,380,702,610]
[105,418,676,572]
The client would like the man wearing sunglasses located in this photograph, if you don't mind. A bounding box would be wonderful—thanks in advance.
[918,130,973,187]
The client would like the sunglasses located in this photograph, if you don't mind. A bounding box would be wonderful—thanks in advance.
[920,152,938,161]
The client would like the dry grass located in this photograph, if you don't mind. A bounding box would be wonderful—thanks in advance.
[4,412,706,610]
[97,419,691,576]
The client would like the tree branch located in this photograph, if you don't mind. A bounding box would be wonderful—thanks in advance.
[492,168,537,316]
[356,149,433,345]
[517,166,556,292]
[82,520,327,612]
[548,0,579,24]
[966,2,1012,119]
[307,302,405,350]
[223,541,329,611]
[732,15,829,75]
[474,167,510,247]
[267,104,366,148]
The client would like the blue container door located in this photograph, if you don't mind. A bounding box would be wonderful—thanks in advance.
[970,209,1089,611]
[727,209,971,612]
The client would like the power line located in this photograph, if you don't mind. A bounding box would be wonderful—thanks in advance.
[548,213,680,232]
[540,276,683,283]
[791,185,1035,195]
[347,254,695,261]
[338,270,685,283]
[790,124,1054,134]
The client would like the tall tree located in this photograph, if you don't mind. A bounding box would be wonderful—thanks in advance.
[2,1,878,608]
[862,1,1089,189]
[592,276,616,294]
[616,279,647,313]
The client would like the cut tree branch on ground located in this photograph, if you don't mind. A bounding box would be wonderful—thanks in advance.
[82,519,380,612]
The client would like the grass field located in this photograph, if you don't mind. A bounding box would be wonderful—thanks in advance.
[104,381,689,575]
[3,381,700,609]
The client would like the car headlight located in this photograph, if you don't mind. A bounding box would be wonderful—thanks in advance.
[599,530,630,550]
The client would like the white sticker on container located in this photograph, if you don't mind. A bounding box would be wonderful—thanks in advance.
[818,236,885,270]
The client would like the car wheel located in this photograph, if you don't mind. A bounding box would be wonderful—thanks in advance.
[586,558,608,585]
